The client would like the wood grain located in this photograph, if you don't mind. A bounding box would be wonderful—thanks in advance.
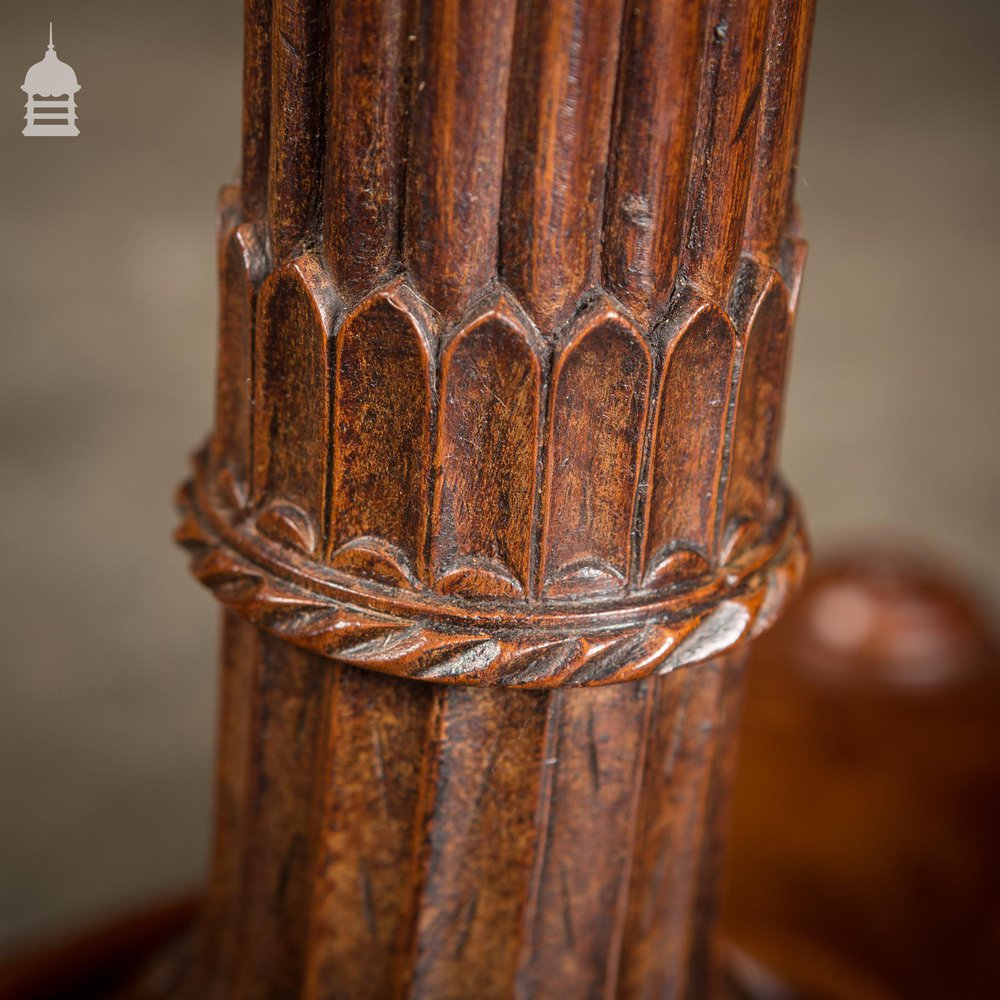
[642,294,738,584]
[323,0,406,298]
[171,1,817,996]
[540,299,651,597]
[302,666,437,1000]
[328,280,436,586]
[744,0,817,254]
[404,0,517,322]
[252,254,337,552]
[162,636,748,1000]
[516,682,652,998]
[616,656,732,1000]
[268,0,329,263]
[602,0,704,323]
[199,612,259,999]
[725,261,792,543]
[501,0,626,334]
[240,0,272,224]
[680,0,769,303]
[232,635,331,1000]
[407,688,548,999]
[431,295,543,599]
[211,207,267,496]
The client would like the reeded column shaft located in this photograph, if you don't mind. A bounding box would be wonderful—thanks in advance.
[174,0,815,996]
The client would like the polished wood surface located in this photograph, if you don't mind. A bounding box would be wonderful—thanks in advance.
[5,1,819,996]
[178,0,812,688]
[5,2,998,997]
[167,0,817,995]
[727,552,1000,999]
[9,553,1000,999]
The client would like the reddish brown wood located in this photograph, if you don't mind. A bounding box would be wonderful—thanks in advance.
[323,0,406,298]
[251,255,336,550]
[328,281,435,583]
[158,627,743,1000]
[267,0,329,263]
[168,1,817,996]
[210,191,267,492]
[404,0,517,323]
[540,299,651,597]
[240,0,272,225]
[431,296,542,599]
[726,552,1000,999]
[680,0,768,303]
[500,0,626,333]
[642,295,737,583]
[601,0,703,324]
[0,895,198,1000]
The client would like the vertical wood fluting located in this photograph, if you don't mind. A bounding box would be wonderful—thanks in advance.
[601,0,702,323]
[180,0,815,996]
[500,0,625,333]
[197,628,746,1000]
[403,0,517,322]
[323,0,406,298]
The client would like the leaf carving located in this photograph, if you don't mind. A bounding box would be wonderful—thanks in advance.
[177,449,807,689]
[328,280,435,582]
[431,294,542,599]
[724,260,792,548]
[256,500,317,555]
[211,217,267,493]
[328,536,420,590]
[642,294,737,586]
[541,300,651,597]
[252,253,338,555]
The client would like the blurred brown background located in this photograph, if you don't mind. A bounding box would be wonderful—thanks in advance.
[0,0,997,953]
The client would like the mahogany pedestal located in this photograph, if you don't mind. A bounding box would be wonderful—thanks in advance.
[7,1,820,997]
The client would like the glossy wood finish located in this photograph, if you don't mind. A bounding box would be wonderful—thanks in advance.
[181,0,813,687]
[11,555,1000,1000]
[169,0,816,995]
[726,553,1000,1000]
[178,622,745,1000]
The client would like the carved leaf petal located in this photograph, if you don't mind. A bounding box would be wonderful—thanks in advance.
[256,500,317,555]
[328,280,435,582]
[432,293,542,599]
[541,299,651,597]
[252,254,338,547]
[328,536,420,590]
[642,293,737,583]
[724,260,792,546]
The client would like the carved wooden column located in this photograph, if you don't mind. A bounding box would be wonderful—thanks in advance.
[174,0,814,996]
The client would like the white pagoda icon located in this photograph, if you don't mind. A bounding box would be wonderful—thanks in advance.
[22,24,80,137]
